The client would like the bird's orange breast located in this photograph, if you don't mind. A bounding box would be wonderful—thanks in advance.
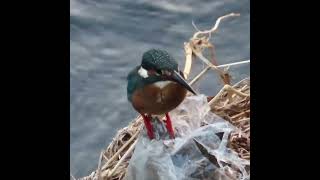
[131,82,187,115]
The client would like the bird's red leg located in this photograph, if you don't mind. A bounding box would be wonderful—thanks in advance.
[165,113,175,139]
[141,114,154,139]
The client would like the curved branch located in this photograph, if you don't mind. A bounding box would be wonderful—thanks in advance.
[192,13,240,39]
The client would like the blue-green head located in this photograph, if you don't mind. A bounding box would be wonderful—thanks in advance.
[127,49,196,101]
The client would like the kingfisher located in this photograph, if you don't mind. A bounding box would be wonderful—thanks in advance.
[127,49,196,140]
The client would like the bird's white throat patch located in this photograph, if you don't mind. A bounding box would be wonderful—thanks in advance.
[138,66,149,78]
[154,81,172,89]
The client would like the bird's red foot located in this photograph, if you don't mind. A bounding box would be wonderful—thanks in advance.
[165,113,175,139]
[142,114,154,139]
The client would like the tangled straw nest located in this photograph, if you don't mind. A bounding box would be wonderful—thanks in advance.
[209,78,250,161]
[79,78,250,180]
[77,13,250,180]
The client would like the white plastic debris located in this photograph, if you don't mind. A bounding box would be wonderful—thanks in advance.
[125,95,250,180]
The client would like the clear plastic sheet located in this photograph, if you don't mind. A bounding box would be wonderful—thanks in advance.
[125,95,250,180]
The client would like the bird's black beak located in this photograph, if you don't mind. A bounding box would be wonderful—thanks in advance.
[171,71,197,95]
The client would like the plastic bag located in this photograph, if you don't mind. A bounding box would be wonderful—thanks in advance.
[125,95,249,180]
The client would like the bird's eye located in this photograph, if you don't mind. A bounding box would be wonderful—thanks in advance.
[155,69,162,76]
[148,69,161,76]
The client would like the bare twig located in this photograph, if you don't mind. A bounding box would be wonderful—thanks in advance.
[208,43,217,65]
[189,60,250,86]
[192,47,225,74]
[189,13,241,85]
[190,66,211,86]
[192,20,201,32]
[218,60,250,68]
[193,13,240,39]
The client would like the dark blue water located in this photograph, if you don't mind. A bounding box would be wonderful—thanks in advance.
[70,0,250,178]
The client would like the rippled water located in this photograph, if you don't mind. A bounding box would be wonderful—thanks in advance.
[70,0,250,177]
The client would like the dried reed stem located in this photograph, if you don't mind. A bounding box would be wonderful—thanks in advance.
[183,42,193,79]
[234,118,250,123]
[192,48,225,74]
[96,151,104,180]
[101,123,142,171]
[103,140,138,178]
[208,84,249,107]
[190,66,211,85]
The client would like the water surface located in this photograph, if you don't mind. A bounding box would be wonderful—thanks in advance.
[70,0,250,177]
